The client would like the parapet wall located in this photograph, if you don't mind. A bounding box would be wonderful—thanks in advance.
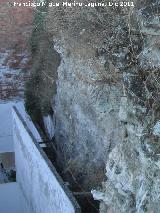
[12,106,80,213]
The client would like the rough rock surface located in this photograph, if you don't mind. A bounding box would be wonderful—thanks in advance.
[53,38,125,189]
[47,0,129,188]
[89,1,160,212]
[47,0,160,211]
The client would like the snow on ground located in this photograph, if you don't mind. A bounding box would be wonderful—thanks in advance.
[0,167,15,184]
[0,50,30,101]
[0,182,30,213]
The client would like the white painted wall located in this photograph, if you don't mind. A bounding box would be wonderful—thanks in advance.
[0,182,30,213]
[0,102,14,152]
[0,101,43,152]
[12,106,80,213]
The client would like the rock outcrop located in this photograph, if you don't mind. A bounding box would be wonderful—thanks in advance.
[45,1,160,211]
[91,1,160,212]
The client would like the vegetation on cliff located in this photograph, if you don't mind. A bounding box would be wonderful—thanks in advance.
[25,2,60,122]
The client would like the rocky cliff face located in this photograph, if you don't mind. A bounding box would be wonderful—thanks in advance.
[46,0,130,190]
[19,0,160,211]
[45,0,160,211]
[52,38,124,189]
[91,1,160,212]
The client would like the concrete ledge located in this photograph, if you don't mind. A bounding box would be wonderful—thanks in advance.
[12,105,81,213]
